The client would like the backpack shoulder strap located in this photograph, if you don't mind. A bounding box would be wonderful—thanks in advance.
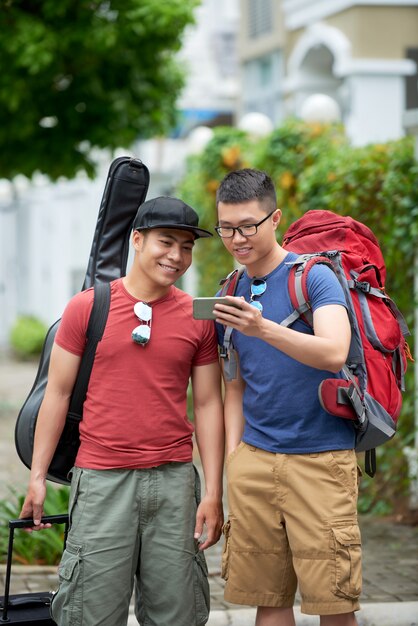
[280,253,335,328]
[67,281,111,420]
[219,267,244,296]
[219,267,244,381]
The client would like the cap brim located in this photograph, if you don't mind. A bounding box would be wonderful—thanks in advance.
[135,224,213,238]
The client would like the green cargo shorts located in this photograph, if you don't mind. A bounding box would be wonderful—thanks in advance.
[51,462,209,626]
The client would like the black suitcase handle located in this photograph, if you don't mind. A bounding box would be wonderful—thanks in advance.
[2,515,69,622]
[9,514,69,529]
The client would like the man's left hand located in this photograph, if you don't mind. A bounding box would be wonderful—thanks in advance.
[194,495,224,550]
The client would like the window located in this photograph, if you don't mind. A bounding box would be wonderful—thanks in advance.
[406,48,418,110]
[259,57,272,86]
[248,0,272,38]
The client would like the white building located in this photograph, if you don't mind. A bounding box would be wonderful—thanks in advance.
[238,0,418,143]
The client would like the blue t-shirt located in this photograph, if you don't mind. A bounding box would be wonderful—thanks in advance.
[216,252,355,453]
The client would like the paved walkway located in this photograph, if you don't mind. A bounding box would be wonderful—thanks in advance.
[1,355,417,625]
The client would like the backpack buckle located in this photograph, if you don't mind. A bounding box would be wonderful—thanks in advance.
[355,280,371,293]
[219,346,228,359]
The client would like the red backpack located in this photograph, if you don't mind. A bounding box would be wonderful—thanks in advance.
[220,210,411,476]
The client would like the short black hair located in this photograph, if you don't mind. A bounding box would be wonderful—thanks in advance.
[216,169,276,212]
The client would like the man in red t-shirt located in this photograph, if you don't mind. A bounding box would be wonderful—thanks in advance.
[20,197,224,626]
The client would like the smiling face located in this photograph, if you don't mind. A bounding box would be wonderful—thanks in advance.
[217,199,283,276]
[132,228,195,293]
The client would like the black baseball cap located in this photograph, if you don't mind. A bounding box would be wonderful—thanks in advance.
[133,196,212,239]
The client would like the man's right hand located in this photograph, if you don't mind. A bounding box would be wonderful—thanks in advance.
[19,479,51,531]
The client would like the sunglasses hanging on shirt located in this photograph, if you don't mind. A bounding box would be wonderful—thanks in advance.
[249,278,267,312]
[132,301,152,346]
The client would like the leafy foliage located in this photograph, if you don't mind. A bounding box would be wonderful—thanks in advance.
[178,119,418,514]
[0,0,198,180]
[10,315,48,359]
[177,127,254,295]
[0,484,69,565]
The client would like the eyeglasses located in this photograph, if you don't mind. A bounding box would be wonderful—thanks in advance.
[249,278,267,312]
[132,302,152,346]
[215,209,276,238]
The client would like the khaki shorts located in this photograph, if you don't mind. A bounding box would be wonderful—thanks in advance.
[222,443,362,616]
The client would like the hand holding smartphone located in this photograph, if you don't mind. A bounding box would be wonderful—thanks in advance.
[193,297,242,320]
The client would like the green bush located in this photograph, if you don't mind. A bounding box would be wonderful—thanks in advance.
[0,484,69,565]
[177,126,254,295]
[10,315,47,359]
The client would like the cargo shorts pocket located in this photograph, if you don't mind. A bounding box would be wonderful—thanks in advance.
[67,467,88,533]
[331,525,362,600]
[225,442,245,468]
[50,541,83,625]
[194,547,210,626]
[221,519,231,581]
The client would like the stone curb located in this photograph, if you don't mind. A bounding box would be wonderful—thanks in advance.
[0,565,58,575]
[126,602,418,625]
[203,603,418,626]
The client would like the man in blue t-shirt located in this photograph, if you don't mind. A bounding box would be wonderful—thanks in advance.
[214,169,361,626]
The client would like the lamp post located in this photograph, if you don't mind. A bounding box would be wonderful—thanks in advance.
[403,108,418,510]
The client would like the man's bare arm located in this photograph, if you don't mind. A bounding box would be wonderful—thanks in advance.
[191,361,224,550]
[20,344,81,527]
[215,298,351,373]
[221,359,245,457]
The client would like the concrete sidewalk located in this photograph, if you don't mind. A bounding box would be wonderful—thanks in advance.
[1,355,417,625]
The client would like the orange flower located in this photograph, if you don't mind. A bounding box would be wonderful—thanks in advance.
[207,179,219,194]
[309,122,324,137]
[280,171,295,190]
[222,146,241,168]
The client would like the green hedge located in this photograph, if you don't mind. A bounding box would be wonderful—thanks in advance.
[178,119,418,514]
[10,315,48,359]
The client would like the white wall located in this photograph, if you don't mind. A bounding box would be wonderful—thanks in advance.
[0,186,19,347]
[345,72,410,145]
[1,172,107,346]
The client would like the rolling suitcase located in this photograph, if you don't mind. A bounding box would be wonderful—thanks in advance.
[0,515,69,624]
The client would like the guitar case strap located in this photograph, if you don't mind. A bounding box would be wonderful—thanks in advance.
[67,281,111,423]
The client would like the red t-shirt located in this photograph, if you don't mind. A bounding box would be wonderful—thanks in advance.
[55,278,218,469]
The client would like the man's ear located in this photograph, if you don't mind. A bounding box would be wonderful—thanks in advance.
[132,229,145,251]
[272,209,282,230]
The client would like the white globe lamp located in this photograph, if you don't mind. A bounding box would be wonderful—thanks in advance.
[238,112,274,138]
[300,94,341,123]
[187,126,214,155]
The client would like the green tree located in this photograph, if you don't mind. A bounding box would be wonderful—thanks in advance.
[0,0,198,180]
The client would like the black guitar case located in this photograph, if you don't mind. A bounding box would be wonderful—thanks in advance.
[14,156,150,485]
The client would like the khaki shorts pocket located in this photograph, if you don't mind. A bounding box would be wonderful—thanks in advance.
[331,524,362,600]
[50,541,83,625]
[225,442,245,467]
[194,547,210,626]
[221,520,231,581]
[327,450,358,500]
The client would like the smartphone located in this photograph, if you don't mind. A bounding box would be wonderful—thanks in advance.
[193,297,241,320]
